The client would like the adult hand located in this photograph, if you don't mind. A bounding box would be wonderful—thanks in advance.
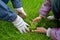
[12,15,30,34]
[16,7,27,18]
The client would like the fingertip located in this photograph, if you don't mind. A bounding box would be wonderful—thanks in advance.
[34,30,38,32]
[34,30,40,32]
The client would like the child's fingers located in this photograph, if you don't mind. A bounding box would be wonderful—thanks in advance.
[34,30,41,32]
[33,19,37,22]
[34,27,42,32]
[34,27,47,33]
[33,17,40,23]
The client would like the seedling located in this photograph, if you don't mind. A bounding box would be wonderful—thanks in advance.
[29,21,38,32]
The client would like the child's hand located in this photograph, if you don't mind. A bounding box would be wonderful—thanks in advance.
[34,27,47,33]
[33,16,43,23]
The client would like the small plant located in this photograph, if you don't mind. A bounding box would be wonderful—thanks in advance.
[29,21,38,32]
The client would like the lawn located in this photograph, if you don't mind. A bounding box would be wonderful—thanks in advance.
[0,0,58,40]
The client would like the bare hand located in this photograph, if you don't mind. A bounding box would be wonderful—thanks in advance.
[33,16,42,23]
[34,27,47,33]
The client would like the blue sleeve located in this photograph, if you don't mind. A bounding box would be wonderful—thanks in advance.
[0,0,17,22]
[11,0,22,8]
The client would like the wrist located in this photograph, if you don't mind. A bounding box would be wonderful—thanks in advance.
[39,15,43,19]
[15,7,23,11]
[45,29,47,33]
[12,15,23,25]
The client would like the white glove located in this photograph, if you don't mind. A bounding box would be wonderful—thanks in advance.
[46,28,52,37]
[12,15,29,34]
[16,7,26,16]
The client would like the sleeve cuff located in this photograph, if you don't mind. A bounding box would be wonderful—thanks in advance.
[12,15,23,25]
[39,15,46,18]
[15,7,23,10]
[46,28,52,37]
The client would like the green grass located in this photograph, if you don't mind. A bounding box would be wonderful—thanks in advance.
[0,0,58,40]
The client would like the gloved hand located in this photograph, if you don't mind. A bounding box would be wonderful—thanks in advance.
[16,7,27,18]
[12,15,29,34]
